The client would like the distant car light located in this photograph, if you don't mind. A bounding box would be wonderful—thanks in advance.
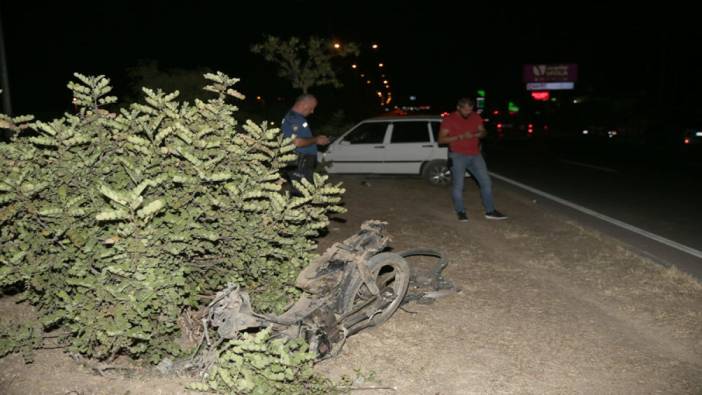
[695,131,702,137]
[582,130,589,135]
[684,138,691,144]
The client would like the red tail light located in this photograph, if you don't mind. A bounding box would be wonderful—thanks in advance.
[684,138,690,144]
[497,123,503,129]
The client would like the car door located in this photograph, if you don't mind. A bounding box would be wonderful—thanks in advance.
[321,121,389,173]
[430,121,449,160]
[383,121,435,174]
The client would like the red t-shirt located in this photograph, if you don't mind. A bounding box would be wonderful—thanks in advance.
[440,111,484,155]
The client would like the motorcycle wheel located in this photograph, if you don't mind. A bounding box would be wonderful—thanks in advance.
[340,252,410,334]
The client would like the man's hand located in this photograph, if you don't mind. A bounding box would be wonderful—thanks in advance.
[316,135,330,145]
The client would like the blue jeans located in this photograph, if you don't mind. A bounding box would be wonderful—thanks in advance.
[449,152,495,214]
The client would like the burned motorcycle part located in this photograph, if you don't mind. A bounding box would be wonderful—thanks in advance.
[207,284,265,340]
[295,220,389,295]
[399,249,457,305]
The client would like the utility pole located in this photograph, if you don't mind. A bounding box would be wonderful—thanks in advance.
[0,6,12,116]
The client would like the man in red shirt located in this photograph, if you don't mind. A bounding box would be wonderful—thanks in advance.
[438,97,507,222]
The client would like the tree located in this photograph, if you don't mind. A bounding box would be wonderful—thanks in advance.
[252,36,358,94]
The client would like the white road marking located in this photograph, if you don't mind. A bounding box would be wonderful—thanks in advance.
[560,159,618,173]
[491,172,702,260]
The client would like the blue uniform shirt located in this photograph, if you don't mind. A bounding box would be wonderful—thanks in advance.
[281,110,317,155]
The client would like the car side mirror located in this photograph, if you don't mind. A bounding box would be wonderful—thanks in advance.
[339,140,351,145]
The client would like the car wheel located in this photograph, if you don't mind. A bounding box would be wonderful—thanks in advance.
[422,160,451,186]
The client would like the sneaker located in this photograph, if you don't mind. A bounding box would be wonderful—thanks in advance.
[485,210,508,220]
[457,212,468,222]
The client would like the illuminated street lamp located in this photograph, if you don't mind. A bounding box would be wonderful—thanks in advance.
[378,63,384,68]
[371,43,379,49]
[333,42,341,49]
[351,64,357,69]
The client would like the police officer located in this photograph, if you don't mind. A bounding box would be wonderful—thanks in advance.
[281,94,330,184]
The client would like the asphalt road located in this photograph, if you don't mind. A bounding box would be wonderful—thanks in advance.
[483,138,702,278]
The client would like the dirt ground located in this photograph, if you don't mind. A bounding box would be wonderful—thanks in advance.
[2,174,701,394]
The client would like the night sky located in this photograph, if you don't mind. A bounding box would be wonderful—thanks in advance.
[2,1,701,119]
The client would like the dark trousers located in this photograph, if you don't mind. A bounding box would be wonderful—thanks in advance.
[284,154,317,194]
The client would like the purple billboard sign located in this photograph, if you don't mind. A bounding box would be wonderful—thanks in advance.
[523,64,578,83]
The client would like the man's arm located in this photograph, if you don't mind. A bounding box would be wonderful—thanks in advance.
[475,124,487,139]
[438,127,470,144]
[293,135,330,147]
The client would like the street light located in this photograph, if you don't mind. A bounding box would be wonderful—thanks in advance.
[378,63,384,68]
[333,42,341,49]
[372,43,379,49]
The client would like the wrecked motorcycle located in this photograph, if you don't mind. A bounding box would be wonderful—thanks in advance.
[202,220,453,361]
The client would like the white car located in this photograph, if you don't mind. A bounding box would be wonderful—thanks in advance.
[318,115,458,185]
